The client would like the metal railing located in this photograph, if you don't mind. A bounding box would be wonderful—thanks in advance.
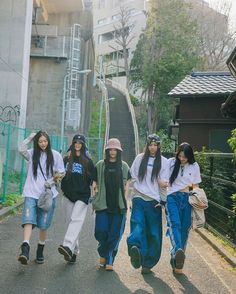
[195,152,236,247]
[30,35,70,58]
[0,122,68,203]
[0,122,103,203]
[96,78,110,159]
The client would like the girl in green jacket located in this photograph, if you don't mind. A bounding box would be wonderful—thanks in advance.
[92,138,130,271]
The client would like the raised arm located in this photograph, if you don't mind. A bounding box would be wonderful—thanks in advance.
[18,132,36,161]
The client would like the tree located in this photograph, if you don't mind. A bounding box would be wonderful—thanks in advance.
[188,0,236,70]
[130,0,202,133]
[110,6,136,90]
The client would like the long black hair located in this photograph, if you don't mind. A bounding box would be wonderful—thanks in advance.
[169,142,196,185]
[66,141,90,180]
[138,144,161,182]
[104,149,122,186]
[33,131,54,179]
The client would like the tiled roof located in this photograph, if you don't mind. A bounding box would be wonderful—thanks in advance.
[168,71,236,97]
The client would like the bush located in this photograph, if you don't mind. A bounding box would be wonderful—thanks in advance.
[4,193,21,207]
[129,94,140,106]
[8,170,20,183]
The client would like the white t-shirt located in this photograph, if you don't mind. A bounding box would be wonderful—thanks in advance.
[130,153,169,201]
[167,158,202,195]
[22,149,65,199]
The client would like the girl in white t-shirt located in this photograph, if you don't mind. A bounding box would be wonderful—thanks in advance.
[18,131,65,265]
[127,134,169,274]
[166,142,201,274]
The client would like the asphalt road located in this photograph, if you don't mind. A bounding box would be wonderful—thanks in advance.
[0,196,235,294]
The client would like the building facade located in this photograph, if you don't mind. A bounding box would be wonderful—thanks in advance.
[168,72,236,152]
[0,0,94,139]
[93,0,148,87]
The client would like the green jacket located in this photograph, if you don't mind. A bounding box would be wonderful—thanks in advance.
[92,159,130,212]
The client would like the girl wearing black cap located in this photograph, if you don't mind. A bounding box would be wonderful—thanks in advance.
[126,134,169,274]
[58,134,95,263]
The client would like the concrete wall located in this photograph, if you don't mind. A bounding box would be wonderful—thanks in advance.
[27,58,66,133]
[27,8,94,135]
[0,0,33,128]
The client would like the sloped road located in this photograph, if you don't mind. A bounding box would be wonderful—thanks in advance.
[0,197,236,294]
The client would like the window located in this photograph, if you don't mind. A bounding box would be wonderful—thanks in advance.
[98,32,114,44]
[112,14,121,21]
[98,18,107,25]
[103,49,129,62]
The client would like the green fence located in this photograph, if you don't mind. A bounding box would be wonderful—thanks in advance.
[0,122,103,203]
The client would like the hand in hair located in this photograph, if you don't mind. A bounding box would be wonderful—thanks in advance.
[28,132,37,141]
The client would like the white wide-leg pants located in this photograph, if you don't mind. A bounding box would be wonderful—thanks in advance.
[61,196,88,255]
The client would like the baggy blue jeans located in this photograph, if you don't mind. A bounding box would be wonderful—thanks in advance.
[94,210,126,265]
[127,197,163,269]
[165,192,192,267]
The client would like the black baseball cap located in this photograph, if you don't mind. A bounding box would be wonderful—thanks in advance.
[147,134,161,144]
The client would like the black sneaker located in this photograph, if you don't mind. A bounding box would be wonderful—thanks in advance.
[175,249,185,269]
[35,244,44,264]
[58,245,72,261]
[130,246,141,269]
[18,242,30,265]
[68,254,77,264]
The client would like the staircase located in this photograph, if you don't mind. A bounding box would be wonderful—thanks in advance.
[106,84,136,166]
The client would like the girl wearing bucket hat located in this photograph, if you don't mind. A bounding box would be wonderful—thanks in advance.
[58,134,95,263]
[91,138,130,271]
[126,134,169,274]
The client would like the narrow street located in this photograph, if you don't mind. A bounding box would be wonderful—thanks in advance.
[0,197,235,294]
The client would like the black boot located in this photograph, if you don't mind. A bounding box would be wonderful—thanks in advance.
[18,242,30,265]
[35,244,45,264]
[68,254,77,264]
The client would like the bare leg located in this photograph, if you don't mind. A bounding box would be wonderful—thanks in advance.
[23,224,33,241]
[39,229,47,242]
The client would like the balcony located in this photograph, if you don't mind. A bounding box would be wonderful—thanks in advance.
[30,35,70,59]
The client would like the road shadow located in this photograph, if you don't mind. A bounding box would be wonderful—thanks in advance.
[91,267,133,294]
[173,273,202,294]
[142,273,175,294]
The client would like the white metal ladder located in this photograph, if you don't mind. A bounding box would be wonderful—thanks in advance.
[65,24,81,130]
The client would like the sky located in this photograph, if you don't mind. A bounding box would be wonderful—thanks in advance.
[205,0,236,29]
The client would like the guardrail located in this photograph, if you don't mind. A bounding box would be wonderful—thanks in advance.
[30,35,70,59]
[96,78,110,158]
[106,79,139,155]
[194,152,236,247]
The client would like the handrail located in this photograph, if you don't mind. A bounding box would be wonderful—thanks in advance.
[106,79,139,155]
[195,152,235,158]
[96,78,110,156]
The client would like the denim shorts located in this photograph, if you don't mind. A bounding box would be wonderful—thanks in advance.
[22,197,56,230]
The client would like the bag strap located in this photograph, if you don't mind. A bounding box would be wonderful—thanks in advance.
[38,161,47,181]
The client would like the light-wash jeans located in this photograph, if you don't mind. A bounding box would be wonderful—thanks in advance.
[22,196,56,229]
[61,196,88,255]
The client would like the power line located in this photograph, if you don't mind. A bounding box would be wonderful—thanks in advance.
[0,56,28,83]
